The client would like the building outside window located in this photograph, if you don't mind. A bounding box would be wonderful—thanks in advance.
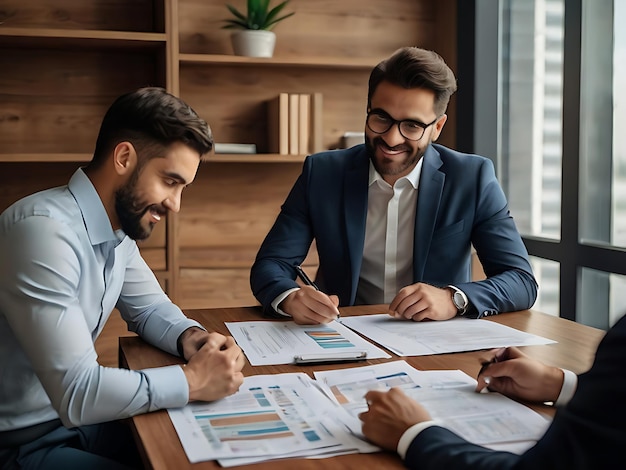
[473,0,626,328]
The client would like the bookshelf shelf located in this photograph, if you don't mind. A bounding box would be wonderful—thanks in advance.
[0,27,166,49]
[179,53,378,69]
[210,154,307,163]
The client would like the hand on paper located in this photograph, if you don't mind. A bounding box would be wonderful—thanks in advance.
[388,283,457,321]
[475,346,564,403]
[281,286,340,324]
[182,333,245,402]
[358,388,432,451]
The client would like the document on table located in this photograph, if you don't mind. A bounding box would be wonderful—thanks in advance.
[168,373,378,466]
[339,315,556,356]
[313,361,551,453]
[225,319,391,365]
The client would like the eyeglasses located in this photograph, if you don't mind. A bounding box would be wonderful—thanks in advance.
[366,109,438,141]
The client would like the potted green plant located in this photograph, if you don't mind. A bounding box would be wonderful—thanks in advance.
[222,0,295,58]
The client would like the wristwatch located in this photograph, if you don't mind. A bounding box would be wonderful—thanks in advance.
[447,285,469,315]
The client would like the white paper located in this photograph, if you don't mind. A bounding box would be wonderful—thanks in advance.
[339,315,556,356]
[168,373,376,464]
[314,361,551,452]
[225,319,391,365]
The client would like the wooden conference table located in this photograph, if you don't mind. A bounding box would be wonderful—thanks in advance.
[119,305,606,470]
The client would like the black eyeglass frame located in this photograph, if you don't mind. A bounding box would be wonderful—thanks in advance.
[366,109,439,141]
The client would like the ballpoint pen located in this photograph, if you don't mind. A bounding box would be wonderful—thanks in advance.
[295,265,319,290]
[477,352,502,388]
[295,265,340,319]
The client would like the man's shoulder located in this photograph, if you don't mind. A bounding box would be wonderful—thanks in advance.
[0,185,78,233]
[431,144,492,167]
[307,145,368,167]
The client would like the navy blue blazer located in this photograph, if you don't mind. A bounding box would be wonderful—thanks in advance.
[404,314,626,469]
[250,144,537,318]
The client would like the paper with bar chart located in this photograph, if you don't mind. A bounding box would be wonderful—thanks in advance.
[225,319,391,365]
[313,361,551,453]
[168,373,378,464]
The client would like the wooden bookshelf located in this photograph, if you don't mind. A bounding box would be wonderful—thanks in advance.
[0,0,457,309]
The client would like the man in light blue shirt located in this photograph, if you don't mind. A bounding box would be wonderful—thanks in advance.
[0,88,245,469]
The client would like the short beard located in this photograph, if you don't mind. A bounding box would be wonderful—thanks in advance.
[365,136,428,178]
[115,171,153,241]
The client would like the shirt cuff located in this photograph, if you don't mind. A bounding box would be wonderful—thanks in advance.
[270,288,301,317]
[397,420,444,459]
[141,365,189,411]
[555,369,577,406]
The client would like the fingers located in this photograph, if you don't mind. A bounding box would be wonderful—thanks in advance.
[388,284,456,321]
[287,288,340,324]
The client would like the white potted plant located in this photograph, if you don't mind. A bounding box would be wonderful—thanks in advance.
[222,0,295,58]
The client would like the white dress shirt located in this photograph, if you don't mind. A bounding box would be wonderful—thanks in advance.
[356,159,423,304]
[0,169,201,431]
[272,159,423,313]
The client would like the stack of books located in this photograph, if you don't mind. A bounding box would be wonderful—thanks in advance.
[267,92,323,155]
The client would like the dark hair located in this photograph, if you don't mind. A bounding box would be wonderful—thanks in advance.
[90,87,213,169]
[368,47,457,117]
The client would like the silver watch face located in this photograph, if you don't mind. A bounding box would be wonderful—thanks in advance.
[453,291,467,310]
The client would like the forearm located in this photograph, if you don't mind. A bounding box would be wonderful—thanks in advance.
[458,269,538,317]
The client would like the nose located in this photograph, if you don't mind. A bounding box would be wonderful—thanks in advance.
[382,122,406,146]
[163,191,182,213]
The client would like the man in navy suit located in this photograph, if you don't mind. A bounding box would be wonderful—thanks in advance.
[250,46,537,324]
[359,314,626,469]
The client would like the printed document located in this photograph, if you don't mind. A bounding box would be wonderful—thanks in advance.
[225,319,391,365]
[168,372,377,465]
[340,315,556,356]
[314,361,551,452]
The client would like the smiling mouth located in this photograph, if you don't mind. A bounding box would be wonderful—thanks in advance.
[148,206,167,222]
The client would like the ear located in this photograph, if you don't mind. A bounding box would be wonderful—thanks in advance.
[430,114,448,142]
[113,142,137,176]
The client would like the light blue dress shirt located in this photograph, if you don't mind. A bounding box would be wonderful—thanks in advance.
[0,169,202,431]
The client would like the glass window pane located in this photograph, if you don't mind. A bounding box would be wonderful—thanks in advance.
[530,256,559,316]
[579,267,626,329]
[500,0,564,240]
[579,1,626,249]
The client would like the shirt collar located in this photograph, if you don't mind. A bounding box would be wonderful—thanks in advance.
[368,157,424,190]
[68,168,119,246]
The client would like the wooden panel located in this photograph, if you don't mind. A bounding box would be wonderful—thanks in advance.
[178,267,258,309]
[0,48,164,154]
[180,64,370,151]
[178,0,437,58]
[0,0,161,32]
[178,162,301,249]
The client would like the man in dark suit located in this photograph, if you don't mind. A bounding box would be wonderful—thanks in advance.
[359,314,626,469]
[250,46,537,324]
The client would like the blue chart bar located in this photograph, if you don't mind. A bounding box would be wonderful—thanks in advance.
[305,326,356,349]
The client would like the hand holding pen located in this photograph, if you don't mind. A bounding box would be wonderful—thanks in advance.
[475,346,564,403]
[281,265,340,325]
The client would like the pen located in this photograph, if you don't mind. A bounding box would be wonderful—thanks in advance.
[477,356,498,387]
[295,265,319,290]
[295,265,340,319]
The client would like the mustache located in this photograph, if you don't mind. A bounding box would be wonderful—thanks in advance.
[141,204,168,217]
[373,137,411,152]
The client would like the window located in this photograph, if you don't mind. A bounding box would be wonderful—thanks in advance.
[469,0,626,329]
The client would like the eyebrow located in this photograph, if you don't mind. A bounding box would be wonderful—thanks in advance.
[370,108,429,125]
[163,171,189,186]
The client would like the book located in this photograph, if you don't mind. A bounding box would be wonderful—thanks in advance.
[267,93,289,154]
[298,93,310,155]
[310,92,324,153]
[288,93,299,155]
[214,143,257,154]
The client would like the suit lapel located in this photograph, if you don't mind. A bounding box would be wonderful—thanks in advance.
[344,151,370,303]
[414,146,445,281]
